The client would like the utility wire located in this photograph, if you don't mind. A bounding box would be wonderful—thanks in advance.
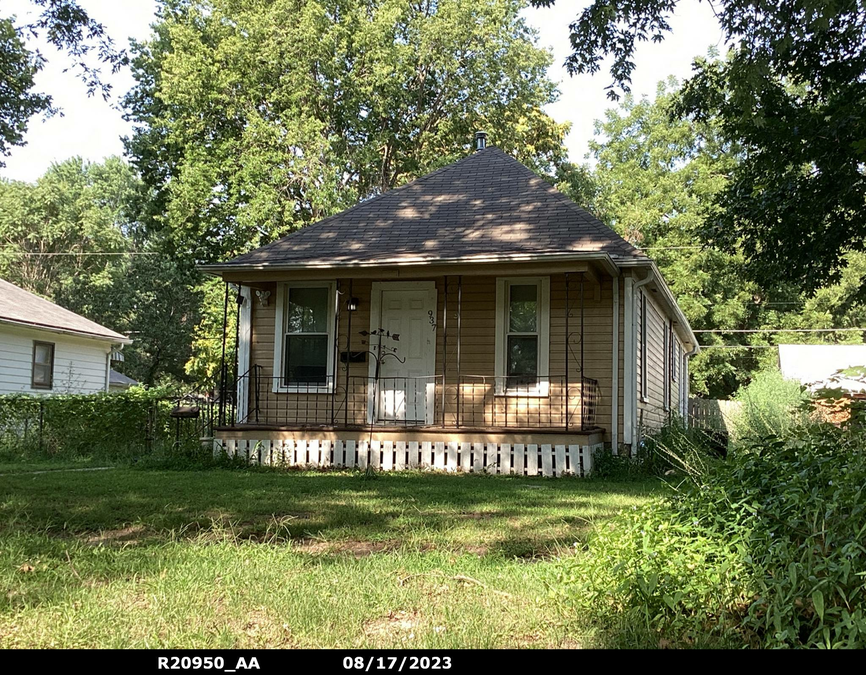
[1,251,158,256]
[693,328,866,333]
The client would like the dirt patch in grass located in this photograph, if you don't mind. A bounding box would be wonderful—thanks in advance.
[237,607,296,648]
[364,610,422,641]
[294,538,398,557]
[82,524,148,546]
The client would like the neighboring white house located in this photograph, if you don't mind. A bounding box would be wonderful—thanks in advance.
[778,343,866,393]
[0,278,132,395]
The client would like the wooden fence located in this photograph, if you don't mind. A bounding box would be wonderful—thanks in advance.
[688,398,742,433]
[215,436,603,477]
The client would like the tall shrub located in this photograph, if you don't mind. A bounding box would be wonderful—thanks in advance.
[732,367,808,441]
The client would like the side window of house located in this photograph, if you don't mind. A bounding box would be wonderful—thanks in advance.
[672,336,678,382]
[282,285,332,387]
[640,292,647,400]
[663,320,670,410]
[32,341,55,390]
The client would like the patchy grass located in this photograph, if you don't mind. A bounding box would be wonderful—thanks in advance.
[0,466,660,648]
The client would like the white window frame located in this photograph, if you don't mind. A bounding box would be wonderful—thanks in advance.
[663,320,670,412]
[640,291,648,402]
[272,280,337,394]
[494,276,550,397]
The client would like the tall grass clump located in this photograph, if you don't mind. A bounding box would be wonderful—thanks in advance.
[593,416,720,481]
[732,367,809,441]
[556,416,866,649]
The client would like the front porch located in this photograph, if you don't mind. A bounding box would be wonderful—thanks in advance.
[212,265,617,475]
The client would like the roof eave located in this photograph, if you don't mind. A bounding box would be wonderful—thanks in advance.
[0,317,132,345]
[616,258,698,353]
[199,250,623,277]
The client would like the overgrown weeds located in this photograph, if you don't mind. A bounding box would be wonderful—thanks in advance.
[555,416,866,648]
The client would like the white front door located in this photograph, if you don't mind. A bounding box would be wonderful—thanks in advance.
[368,282,437,425]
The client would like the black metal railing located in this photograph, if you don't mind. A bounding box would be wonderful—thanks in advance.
[455,375,599,430]
[227,366,600,431]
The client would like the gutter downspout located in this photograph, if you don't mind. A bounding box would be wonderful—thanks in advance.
[611,274,619,453]
[629,271,653,454]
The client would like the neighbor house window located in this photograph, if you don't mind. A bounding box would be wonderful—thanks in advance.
[274,282,335,391]
[640,292,648,401]
[495,277,550,394]
[31,341,54,390]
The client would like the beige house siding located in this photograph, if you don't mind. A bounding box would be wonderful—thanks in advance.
[244,273,612,437]
[637,288,668,431]
[239,268,688,447]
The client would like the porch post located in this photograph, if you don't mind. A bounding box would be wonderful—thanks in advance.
[344,278,353,428]
[565,273,569,431]
[232,285,242,425]
[219,281,229,426]
[331,279,341,425]
[580,272,586,430]
[441,276,448,427]
[236,285,252,424]
[456,275,462,428]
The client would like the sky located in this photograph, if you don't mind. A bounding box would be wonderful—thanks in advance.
[1,0,724,183]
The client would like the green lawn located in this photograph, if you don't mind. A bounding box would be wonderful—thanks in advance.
[0,465,661,648]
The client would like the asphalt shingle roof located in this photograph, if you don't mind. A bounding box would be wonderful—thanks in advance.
[220,147,646,268]
[0,278,130,343]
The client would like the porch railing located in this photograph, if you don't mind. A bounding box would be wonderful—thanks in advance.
[227,366,599,431]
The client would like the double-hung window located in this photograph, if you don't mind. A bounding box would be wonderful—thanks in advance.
[32,341,54,390]
[274,282,335,392]
[495,277,550,395]
[663,321,670,411]
[640,291,648,401]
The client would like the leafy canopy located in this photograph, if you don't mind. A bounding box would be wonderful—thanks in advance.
[0,157,200,386]
[124,0,572,262]
[532,0,866,293]
[586,80,866,397]
[0,1,123,163]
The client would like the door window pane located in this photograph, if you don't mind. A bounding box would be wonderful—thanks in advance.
[509,285,537,332]
[284,335,328,385]
[287,287,329,333]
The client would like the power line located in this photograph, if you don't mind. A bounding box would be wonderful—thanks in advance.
[693,328,866,333]
[699,346,777,350]
[1,252,158,256]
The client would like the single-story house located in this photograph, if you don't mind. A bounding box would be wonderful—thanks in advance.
[203,137,698,475]
[0,278,132,395]
[778,343,866,393]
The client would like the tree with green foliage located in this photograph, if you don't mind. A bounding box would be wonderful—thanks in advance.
[0,156,136,299]
[0,157,200,386]
[124,0,572,262]
[0,0,123,163]
[586,80,866,397]
[532,0,866,294]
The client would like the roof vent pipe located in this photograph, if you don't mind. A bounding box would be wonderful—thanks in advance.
[474,130,487,151]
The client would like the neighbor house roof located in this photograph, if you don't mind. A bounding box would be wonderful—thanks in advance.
[205,147,647,270]
[0,278,131,344]
[109,369,138,388]
[778,344,866,392]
